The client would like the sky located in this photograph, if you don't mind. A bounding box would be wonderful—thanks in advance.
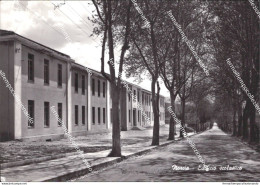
[0,0,170,97]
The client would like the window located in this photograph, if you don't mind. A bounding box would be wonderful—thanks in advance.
[103,108,105,124]
[142,94,144,104]
[98,107,100,124]
[82,75,85,95]
[44,59,49,85]
[110,108,112,123]
[103,82,106,97]
[129,110,131,123]
[58,64,62,87]
[58,103,62,126]
[98,80,100,97]
[75,73,78,93]
[138,92,140,102]
[44,102,50,127]
[28,100,34,128]
[75,105,78,125]
[28,54,34,82]
[128,93,131,102]
[92,79,95,95]
[138,110,140,122]
[134,90,136,102]
[82,106,85,125]
[92,107,95,124]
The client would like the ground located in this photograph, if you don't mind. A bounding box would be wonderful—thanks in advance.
[74,124,260,182]
[0,125,173,164]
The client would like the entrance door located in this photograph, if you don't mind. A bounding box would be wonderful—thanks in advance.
[133,109,136,126]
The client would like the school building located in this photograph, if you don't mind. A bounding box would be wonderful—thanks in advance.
[0,29,165,141]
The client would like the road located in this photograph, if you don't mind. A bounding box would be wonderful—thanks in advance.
[75,124,260,182]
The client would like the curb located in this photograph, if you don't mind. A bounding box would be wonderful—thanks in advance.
[37,132,202,182]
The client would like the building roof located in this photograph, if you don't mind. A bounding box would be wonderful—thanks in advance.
[0,30,14,36]
[0,29,71,60]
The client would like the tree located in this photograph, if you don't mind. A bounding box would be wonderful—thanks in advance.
[162,0,212,138]
[124,1,170,145]
[190,76,212,132]
[92,0,132,156]
[209,1,260,143]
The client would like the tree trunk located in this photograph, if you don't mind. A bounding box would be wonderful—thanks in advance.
[195,104,199,132]
[249,54,259,143]
[168,92,176,140]
[237,102,242,137]
[242,102,249,140]
[254,124,260,144]
[108,84,122,157]
[180,98,186,138]
[151,79,160,146]
[249,101,256,143]
[232,107,237,136]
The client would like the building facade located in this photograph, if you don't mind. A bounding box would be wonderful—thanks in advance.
[0,30,165,141]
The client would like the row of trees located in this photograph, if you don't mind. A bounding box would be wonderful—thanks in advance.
[90,0,214,157]
[90,0,259,157]
[208,1,260,144]
[175,97,214,132]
